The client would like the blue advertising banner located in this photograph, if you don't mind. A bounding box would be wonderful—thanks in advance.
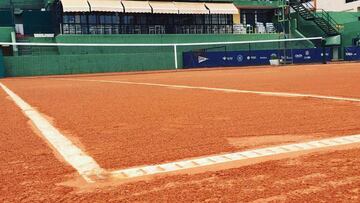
[183,48,331,68]
[344,47,360,61]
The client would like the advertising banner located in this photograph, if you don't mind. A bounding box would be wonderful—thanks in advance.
[344,47,360,61]
[183,48,331,68]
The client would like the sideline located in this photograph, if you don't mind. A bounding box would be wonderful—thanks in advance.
[56,78,360,103]
[0,82,104,183]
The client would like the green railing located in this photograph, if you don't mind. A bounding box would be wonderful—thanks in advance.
[314,9,341,32]
[233,0,280,7]
[293,1,341,33]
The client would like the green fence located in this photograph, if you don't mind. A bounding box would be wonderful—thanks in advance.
[4,52,173,77]
[0,27,14,43]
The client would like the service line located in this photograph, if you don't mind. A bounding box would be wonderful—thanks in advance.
[56,78,360,103]
[111,134,360,180]
[0,82,104,183]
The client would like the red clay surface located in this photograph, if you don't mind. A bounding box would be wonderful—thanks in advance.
[0,89,76,202]
[2,93,360,202]
[2,64,360,170]
[1,63,360,201]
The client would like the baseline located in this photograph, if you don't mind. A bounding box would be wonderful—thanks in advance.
[111,134,360,180]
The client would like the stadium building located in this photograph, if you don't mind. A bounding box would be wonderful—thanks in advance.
[0,0,359,77]
[316,0,360,12]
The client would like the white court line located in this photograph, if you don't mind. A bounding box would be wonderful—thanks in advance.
[112,134,360,179]
[0,82,104,183]
[3,78,360,183]
[56,78,360,103]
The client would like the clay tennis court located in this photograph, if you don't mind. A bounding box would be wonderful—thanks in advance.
[1,63,360,202]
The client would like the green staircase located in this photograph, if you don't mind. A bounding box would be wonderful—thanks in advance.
[289,0,340,36]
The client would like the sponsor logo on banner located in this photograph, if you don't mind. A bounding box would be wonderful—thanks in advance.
[198,56,209,63]
[222,56,234,61]
[321,53,329,56]
[345,52,356,56]
[184,47,332,68]
[295,54,303,58]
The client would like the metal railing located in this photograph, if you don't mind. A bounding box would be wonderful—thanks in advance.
[314,9,342,32]
[299,1,341,33]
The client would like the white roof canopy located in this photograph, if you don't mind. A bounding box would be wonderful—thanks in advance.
[205,3,238,14]
[88,0,124,12]
[61,0,90,12]
[60,0,238,15]
[175,2,209,14]
[149,1,178,14]
[122,0,152,13]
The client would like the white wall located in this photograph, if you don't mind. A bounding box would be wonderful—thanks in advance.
[317,0,360,12]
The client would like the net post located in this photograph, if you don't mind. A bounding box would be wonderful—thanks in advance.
[321,38,327,64]
[0,49,5,78]
[174,44,178,70]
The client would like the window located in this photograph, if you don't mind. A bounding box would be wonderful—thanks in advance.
[89,15,97,24]
[68,15,75,23]
[81,15,87,24]
[219,15,227,25]
[63,15,70,23]
[195,15,203,25]
[61,13,234,35]
[62,14,85,34]
[75,15,81,24]
[211,15,219,24]
[112,14,120,24]
[123,15,134,25]
[204,15,210,25]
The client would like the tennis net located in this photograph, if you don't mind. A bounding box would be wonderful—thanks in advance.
[0,37,326,77]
